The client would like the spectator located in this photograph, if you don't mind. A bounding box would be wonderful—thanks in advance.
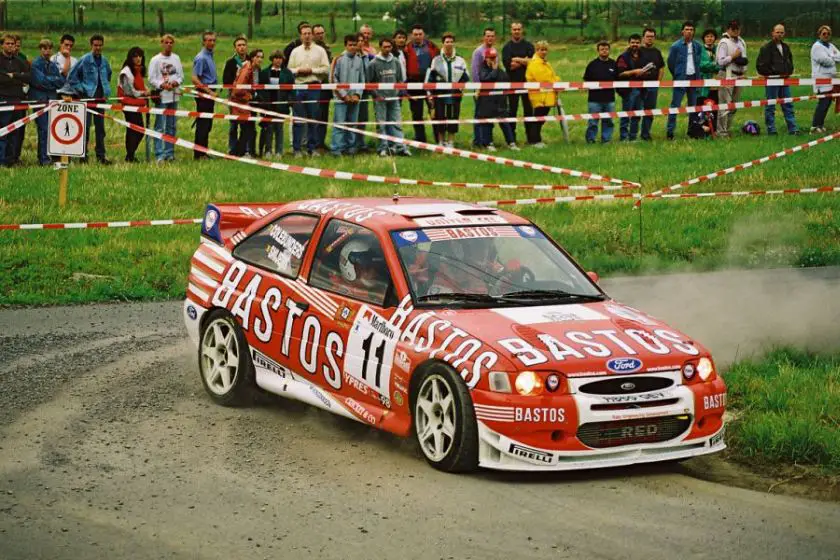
[810,25,840,133]
[66,34,112,164]
[583,41,616,144]
[639,27,665,140]
[393,29,408,82]
[426,32,468,148]
[10,34,28,165]
[313,23,333,152]
[29,39,65,166]
[0,33,29,167]
[698,29,719,105]
[716,20,748,138]
[353,26,377,154]
[331,34,364,157]
[284,21,309,66]
[369,37,410,157]
[757,24,800,135]
[476,48,517,151]
[616,34,646,141]
[404,24,439,142]
[13,35,26,64]
[190,31,217,159]
[230,49,263,157]
[525,40,559,148]
[502,22,534,145]
[223,35,249,155]
[148,34,184,163]
[51,33,77,78]
[359,24,377,57]
[288,24,329,157]
[257,50,293,157]
[117,46,149,163]
[666,21,702,139]
[470,27,496,146]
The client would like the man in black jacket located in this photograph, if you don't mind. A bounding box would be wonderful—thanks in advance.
[756,23,800,135]
[223,35,249,154]
[0,33,30,166]
[501,22,534,145]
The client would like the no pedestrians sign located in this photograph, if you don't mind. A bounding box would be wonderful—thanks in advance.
[48,101,86,158]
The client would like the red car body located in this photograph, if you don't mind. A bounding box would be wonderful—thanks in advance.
[184,198,726,471]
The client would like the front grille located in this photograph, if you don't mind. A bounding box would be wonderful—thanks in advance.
[577,415,692,448]
[580,375,673,395]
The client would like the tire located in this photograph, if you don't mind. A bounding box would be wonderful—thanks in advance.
[411,362,479,473]
[198,309,255,406]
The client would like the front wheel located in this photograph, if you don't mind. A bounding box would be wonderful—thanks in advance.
[198,309,254,406]
[412,363,479,473]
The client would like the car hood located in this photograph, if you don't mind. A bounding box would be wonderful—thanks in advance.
[439,299,708,376]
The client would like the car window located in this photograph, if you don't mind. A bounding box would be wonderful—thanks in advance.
[232,213,319,278]
[309,219,393,306]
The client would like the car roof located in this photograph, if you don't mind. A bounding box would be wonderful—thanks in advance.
[283,197,531,231]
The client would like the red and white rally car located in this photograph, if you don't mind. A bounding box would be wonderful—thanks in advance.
[184,197,726,472]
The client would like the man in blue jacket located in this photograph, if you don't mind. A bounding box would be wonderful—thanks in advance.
[666,22,702,139]
[64,34,112,164]
[30,39,67,165]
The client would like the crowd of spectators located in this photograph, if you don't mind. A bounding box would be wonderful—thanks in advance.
[0,20,838,167]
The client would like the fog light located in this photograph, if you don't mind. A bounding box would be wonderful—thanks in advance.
[697,357,714,380]
[682,363,696,380]
[515,371,543,396]
[489,371,512,393]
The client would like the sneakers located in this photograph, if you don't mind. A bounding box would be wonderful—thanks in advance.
[309,151,321,158]
[486,145,497,152]
[810,126,826,134]
[534,142,547,149]
[508,143,521,151]
[293,151,304,158]
[789,130,801,136]
[378,150,389,157]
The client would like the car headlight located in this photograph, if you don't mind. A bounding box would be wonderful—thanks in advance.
[515,371,543,396]
[489,371,512,393]
[697,357,714,380]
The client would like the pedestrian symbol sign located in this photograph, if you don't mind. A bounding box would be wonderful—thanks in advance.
[48,101,86,157]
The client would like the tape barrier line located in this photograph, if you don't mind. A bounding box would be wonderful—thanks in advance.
[94,109,631,193]
[94,92,839,127]
[650,130,840,198]
[189,77,840,92]
[0,105,51,138]
[477,186,840,208]
[198,92,640,187]
[0,218,202,231]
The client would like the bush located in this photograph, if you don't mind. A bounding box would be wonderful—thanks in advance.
[392,0,449,37]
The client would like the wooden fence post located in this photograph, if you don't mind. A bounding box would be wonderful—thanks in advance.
[141,0,146,33]
[78,5,85,31]
[157,8,164,36]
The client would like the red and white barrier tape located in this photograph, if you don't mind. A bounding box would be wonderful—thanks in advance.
[197,92,640,187]
[0,105,50,138]
[0,218,202,231]
[191,77,840,91]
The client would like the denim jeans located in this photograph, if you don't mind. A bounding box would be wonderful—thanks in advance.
[35,109,51,164]
[666,78,697,137]
[764,85,798,133]
[812,96,832,128]
[85,110,107,159]
[227,120,239,154]
[354,94,370,151]
[476,122,515,146]
[619,89,643,140]
[374,100,408,153]
[259,121,283,155]
[586,101,615,143]
[0,110,19,165]
[154,101,178,161]
[641,88,658,139]
[331,100,360,155]
[293,89,321,153]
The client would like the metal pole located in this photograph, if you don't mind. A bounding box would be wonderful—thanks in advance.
[212,0,215,29]
[144,113,151,162]
[353,0,357,31]
[58,156,69,207]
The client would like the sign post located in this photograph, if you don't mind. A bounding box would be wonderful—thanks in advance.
[48,101,86,208]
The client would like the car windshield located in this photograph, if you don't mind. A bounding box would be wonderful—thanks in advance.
[391,225,603,307]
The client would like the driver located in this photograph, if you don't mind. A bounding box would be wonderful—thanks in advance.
[426,237,503,295]
[335,237,386,301]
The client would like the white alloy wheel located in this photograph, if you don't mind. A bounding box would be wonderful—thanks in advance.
[415,374,457,462]
[200,317,241,396]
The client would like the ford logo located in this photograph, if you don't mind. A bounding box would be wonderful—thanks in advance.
[620,382,636,391]
[606,358,643,374]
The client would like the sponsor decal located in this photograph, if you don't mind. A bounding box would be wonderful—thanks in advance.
[394,350,411,373]
[514,407,566,423]
[344,307,399,398]
[492,304,608,325]
[393,391,404,406]
[517,225,537,237]
[296,199,388,223]
[644,365,681,372]
[703,393,727,410]
[345,397,377,424]
[604,304,658,326]
[266,244,292,272]
[186,304,197,320]
[545,373,561,392]
[601,391,666,404]
[508,443,553,464]
[238,205,276,218]
[474,404,516,423]
[378,393,392,409]
[413,214,508,227]
[252,349,290,378]
[620,382,636,391]
[709,427,725,447]
[602,424,659,440]
[611,410,679,421]
[399,230,419,242]
[422,226,520,241]
[204,208,219,230]
[606,357,643,374]
[267,223,305,259]
[309,384,332,409]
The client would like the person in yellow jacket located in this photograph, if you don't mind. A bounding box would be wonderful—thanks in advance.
[525,40,559,147]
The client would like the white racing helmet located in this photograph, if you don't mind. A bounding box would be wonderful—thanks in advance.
[339,238,376,284]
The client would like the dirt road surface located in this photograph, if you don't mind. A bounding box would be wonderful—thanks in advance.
[2,267,839,559]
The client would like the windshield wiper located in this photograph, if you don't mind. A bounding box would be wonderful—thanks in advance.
[415,293,501,306]
[499,289,606,302]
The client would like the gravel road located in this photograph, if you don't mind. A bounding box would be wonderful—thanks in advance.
[1,267,838,559]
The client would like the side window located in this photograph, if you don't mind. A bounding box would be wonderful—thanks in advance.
[232,213,319,278]
[310,219,393,306]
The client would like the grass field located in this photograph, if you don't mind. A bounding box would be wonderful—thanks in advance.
[724,348,840,476]
[1,33,839,305]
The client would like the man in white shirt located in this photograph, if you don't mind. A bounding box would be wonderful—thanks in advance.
[288,24,330,156]
[50,33,77,78]
[148,34,184,162]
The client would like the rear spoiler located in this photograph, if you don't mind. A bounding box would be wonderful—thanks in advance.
[200,203,285,246]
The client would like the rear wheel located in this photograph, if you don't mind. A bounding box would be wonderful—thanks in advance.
[412,363,479,473]
[199,309,254,406]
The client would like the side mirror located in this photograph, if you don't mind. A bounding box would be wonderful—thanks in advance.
[587,271,600,284]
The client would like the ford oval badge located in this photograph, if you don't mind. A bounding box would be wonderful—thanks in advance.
[606,358,643,374]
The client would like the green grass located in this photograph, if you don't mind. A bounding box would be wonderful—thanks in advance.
[724,348,840,475]
[1,34,839,305]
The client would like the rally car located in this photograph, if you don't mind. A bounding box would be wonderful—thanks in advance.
[184,197,726,472]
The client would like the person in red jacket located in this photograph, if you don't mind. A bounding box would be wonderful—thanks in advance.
[403,23,439,143]
[117,46,149,162]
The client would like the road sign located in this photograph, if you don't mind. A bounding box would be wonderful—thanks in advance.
[48,101,86,158]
